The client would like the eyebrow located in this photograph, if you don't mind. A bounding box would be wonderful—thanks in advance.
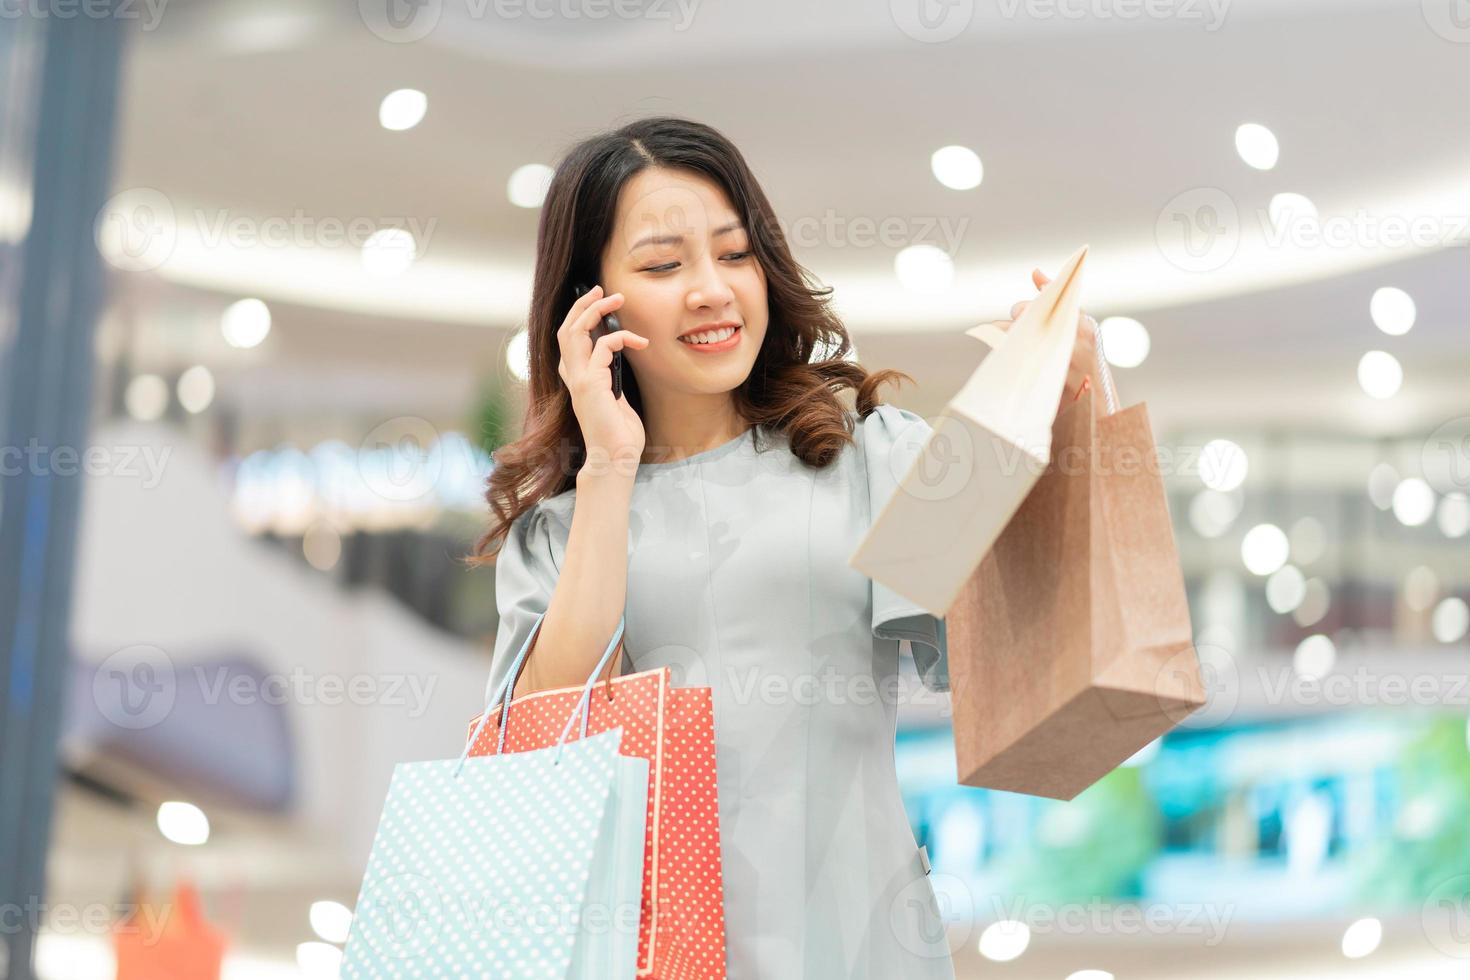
[627,220,745,254]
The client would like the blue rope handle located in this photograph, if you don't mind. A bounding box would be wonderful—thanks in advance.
[454,610,626,777]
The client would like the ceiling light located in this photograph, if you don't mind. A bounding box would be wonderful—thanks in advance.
[931,145,984,190]
[1235,122,1279,170]
[379,88,427,131]
[156,801,209,845]
[177,365,215,414]
[1369,286,1416,336]
[125,375,168,422]
[1357,350,1402,399]
[361,228,417,277]
[507,163,554,209]
[221,297,271,349]
[1392,477,1435,526]
[1433,597,1469,644]
[1200,438,1248,491]
[1098,316,1150,368]
[1293,634,1335,680]
[1341,917,1382,959]
[1241,523,1288,576]
[894,244,954,293]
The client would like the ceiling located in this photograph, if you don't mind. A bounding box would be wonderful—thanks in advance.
[100,0,1470,440]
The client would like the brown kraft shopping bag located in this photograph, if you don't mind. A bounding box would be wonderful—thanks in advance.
[946,368,1206,801]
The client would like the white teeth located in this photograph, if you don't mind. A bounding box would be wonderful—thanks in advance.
[680,326,737,345]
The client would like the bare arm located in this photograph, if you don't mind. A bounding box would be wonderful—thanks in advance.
[509,280,647,699]
[510,469,635,699]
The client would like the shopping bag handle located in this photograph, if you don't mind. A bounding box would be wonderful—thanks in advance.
[966,314,1120,416]
[454,611,626,777]
[491,610,623,755]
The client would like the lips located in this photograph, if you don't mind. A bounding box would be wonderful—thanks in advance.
[678,322,741,342]
[677,324,742,352]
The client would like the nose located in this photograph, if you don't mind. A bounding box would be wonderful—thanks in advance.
[685,253,736,312]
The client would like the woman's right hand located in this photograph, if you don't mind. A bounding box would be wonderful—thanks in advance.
[556,284,650,478]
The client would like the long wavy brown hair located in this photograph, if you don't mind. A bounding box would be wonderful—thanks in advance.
[468,116,913,566]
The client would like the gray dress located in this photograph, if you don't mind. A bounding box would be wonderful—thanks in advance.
[484,403,956,979]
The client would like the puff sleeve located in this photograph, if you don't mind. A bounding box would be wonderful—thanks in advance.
[858,403,951,694]
[482,502,563,708]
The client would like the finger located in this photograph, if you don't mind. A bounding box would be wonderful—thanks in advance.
[1032,268,1051,291]
[561,283,603,332]
[575,293,624,335]
[562,292,623,342]
[1010,299,1030,320]
[589,329,648,371]
[560,294,626,381]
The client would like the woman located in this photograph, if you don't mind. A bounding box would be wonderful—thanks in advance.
[470,116,1096,978]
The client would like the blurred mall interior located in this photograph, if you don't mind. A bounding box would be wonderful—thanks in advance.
[2,0,1470,977]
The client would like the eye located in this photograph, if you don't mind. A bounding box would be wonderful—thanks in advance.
[640,251,750,274]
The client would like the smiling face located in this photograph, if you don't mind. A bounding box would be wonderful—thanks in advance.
[598,166,768,401]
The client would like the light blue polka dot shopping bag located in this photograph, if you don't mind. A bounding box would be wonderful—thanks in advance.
[341,621,648,979]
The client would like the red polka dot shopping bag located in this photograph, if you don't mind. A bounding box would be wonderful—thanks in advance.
[466,612,729,980]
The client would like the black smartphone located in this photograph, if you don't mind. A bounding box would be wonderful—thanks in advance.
[572,282,623,401]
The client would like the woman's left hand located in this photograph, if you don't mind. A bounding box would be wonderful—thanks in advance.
[987,268,1098,411]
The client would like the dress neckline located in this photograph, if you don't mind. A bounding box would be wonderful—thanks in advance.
[637,425,754,472]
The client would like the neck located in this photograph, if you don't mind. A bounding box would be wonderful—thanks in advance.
[639,392,746,465]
